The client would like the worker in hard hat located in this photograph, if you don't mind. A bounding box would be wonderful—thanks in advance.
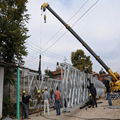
[43,87,50,115]
[87,83,97,108]
[22,90,26,119]
[22,90,31,119]
[36,90,43,116]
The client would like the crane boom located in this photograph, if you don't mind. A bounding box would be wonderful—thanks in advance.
[41,3,118,82]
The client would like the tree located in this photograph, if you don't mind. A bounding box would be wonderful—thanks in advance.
[0,0,29,116]
[71,49,92,73]
[0,0,29,84]
[0,0,29,64]
[45,69,54,78]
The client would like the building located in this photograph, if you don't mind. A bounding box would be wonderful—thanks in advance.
[51,62,64,80]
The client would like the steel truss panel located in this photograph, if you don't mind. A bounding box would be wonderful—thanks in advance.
[61,63,105,111]
[21,63,105,111]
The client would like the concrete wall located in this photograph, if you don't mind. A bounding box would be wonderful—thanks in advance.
[0,67,4,119]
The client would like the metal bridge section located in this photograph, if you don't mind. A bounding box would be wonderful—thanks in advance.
[61,63,89,111]
[21,69,62,95]
[21,69,40,95]
[20,63,105,111]
[61,63,105,111]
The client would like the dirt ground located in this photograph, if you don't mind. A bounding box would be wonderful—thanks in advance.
[29,99,120,120]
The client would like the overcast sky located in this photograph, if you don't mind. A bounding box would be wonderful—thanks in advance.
[24,0,120,74]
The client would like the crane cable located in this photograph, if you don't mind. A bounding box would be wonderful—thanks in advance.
[42,0,90,47]
[42,0,100,54]
[26,0,89,53]
[72,0,99,27]
[25,0,99,66]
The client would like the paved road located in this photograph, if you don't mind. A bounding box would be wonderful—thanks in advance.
[29,99,120,120]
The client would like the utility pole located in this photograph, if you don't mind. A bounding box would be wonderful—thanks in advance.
[38,54,42,81]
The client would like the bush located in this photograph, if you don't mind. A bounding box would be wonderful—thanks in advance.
[3,96,16,117]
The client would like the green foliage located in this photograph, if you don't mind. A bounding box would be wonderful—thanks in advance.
[71,49,93,73]
[4,67,17,86]
[45,69,54,78]
[0,0,29,83]
[0,0,29,64]
[3,96,16,117]
[0,0,29,117]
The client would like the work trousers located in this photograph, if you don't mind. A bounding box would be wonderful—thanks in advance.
[44,100,49,115]
[55,100,61,115]
[92,96,97,107]
[22,103,29,119]
[106,92,112,106]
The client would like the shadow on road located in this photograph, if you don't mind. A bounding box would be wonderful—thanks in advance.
[85,118,120,120]
[40,115,57,120]
[64,115,120,120]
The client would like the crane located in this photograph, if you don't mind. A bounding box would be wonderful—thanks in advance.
[41,2,120,91]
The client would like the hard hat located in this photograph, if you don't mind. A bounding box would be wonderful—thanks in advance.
[44,87,47,90]
[23,90,26,94]
[37,90,40,93]
[89,93,92,96]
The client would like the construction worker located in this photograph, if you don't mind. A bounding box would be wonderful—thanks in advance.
[22,90,31,119]
[22,90,27,119]
[43,87,50,115]
[103,80,112,106]
[87,83,97,108]
[54,87,61,115]
[50,89,55,107]
[36,90,42,115]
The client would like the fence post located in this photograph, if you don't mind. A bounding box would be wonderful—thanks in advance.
[0,67,4,119]
[17,66,20,120]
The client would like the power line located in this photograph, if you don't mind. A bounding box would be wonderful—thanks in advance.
[72,0,100,27]
[25,46,65,63]
[27,44,41,52]
[42,31,68,53]
[67,0,89,23]
[25,0,99,69]
[26,39,67,60]
[43,50,65,59]
[27,46,65,60]
[42,0,89,48]
[26,0,89,55]
[41,0,99,53]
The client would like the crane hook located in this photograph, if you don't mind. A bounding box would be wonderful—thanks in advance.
[44,14,46,23]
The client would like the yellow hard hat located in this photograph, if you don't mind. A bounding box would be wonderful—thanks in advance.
[37,90,40,93]
[89,93,92,96]
[23,90,26,94]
